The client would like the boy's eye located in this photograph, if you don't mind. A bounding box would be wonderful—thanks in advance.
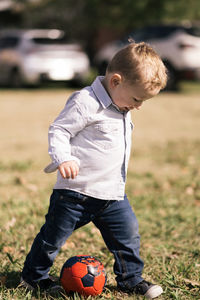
[133,98,141,103]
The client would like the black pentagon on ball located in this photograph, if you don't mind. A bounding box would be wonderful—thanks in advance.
[81,273,95,287]
[62,256,79,268]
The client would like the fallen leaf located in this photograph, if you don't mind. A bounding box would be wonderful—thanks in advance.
[0,276,7,286]
[26,183,38,192]
[76,232,87,239]
[143,243,153,249]
[91,227,100,234]
[14,176,26,185]
[183,278,200,287]
[195,264,200,267]
[5,217,16,230]
[195,200,200,207]
[166,254,179,260]
[3,246,15,254]
[162,181,171,190]
[62,241,75,250]
[20,246,25,253]
[185,186,194,195]
[14,176,38,192]
[188,155,195,165]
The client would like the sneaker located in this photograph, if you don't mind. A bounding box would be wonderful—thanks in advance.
[131,280,163,299]
[19,276,63,293]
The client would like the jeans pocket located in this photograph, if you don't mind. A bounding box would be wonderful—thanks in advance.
[55,189,88,204]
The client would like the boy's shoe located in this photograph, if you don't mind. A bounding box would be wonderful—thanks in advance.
[19,276,63,293]
[121,280,163,299]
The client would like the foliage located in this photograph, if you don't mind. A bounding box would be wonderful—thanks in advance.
[11,0,200,54]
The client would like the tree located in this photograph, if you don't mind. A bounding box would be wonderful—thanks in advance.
[11,0,200,56]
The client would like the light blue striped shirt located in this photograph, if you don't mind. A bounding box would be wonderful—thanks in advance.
[45,76,134,200]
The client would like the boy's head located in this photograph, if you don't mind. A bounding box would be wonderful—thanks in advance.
[103,41,167,111]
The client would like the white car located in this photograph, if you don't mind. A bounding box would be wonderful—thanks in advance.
[0,29,90,87]
[94,24,200,90]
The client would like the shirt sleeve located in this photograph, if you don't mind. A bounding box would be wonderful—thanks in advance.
[48,92,88,167]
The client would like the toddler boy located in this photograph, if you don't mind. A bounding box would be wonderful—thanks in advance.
[21,41,167,298]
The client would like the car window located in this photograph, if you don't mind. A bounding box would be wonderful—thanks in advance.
[152,26,179,38]
[185,27,200,37]
[126,26,189,42]
[134,26,181,40]
[31,37,68,45]
[0,36,19,49]
[125,27,168,42]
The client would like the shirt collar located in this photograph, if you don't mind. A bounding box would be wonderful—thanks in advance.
[91,76,112,109]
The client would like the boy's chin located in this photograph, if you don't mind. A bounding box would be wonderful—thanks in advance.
[120,107,131,112]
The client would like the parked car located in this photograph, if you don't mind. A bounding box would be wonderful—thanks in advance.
[94,24,200,90]
[0,29,90,87]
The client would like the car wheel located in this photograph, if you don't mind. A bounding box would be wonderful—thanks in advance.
[9,68,23,88]
[164,62,179,91]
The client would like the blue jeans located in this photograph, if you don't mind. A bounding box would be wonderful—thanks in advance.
[22,189,144,289]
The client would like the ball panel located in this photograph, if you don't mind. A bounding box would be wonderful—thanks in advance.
[60,268,78,293]
[71,262,88,277]
[63,256,79,268]
[81,273,94,287]
[93,273,106,292]
[71,277,85,294]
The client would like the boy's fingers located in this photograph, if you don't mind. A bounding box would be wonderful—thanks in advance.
[58,161,79,179]
[59,165,70,179]
[60,166,67,178]
[65,167,72,178]
[70,165,79,179]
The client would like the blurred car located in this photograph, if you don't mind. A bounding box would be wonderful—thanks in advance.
[94,24,200,90]
[0,29,90,87]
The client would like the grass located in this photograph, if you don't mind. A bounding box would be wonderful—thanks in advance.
[0,82,200,299]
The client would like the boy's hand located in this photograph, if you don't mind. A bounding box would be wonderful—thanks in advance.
[58,161,79,179]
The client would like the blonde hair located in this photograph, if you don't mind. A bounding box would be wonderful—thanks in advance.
[107,41,167,91]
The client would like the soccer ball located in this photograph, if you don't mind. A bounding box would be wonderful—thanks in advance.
[60,255,107,296]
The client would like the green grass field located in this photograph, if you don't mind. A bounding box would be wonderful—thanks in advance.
[0,82,200,299]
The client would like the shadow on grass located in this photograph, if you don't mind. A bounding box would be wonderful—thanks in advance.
[1,270,20,289]
[0,271,119,300]
[1,272,118,299]
[0,271,60,299]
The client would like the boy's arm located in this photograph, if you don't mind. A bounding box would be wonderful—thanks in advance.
[45,95,87,178]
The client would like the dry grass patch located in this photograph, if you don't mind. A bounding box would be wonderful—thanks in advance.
[0,84,200,299]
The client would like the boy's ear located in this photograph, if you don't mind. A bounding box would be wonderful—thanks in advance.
[110,73,122,87]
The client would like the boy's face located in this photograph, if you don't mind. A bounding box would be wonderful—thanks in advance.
[106,73,159,112]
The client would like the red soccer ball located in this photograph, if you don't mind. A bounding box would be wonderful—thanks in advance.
[60,255,107,296]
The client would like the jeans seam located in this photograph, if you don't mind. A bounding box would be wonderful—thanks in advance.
[118,250,127,281]
[95,200,111,216]
[95,216,127,280]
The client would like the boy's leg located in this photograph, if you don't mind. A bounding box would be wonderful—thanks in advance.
[22,190,90,285]
[93,195,144,290]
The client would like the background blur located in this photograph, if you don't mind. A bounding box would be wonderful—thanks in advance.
[1,0,200,53]
[1,2,200,299]
[0,0,200,89]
